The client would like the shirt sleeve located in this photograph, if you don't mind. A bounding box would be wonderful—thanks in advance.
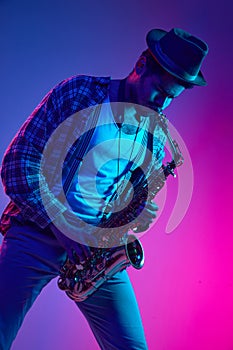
[0,75,112,229]
[0,89,67,228]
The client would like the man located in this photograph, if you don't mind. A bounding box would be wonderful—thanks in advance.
[0,28,208,349]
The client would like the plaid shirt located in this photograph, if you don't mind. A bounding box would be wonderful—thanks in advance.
[0,75,167,235]
[0,75,111,234]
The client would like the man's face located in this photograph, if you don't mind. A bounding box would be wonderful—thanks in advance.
[130,61,186,113]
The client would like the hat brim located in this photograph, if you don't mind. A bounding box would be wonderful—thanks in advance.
[146,29,207,86]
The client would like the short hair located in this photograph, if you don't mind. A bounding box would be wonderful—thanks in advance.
[131,49,193,89]
[141,49,166,75]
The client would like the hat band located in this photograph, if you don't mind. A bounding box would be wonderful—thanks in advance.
[154,42,197,82]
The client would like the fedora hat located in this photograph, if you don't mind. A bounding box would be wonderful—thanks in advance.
[146,28,208,86]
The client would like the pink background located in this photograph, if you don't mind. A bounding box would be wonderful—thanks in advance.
[0,0,232,349]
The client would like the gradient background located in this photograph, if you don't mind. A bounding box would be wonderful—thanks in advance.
[0,0,232,349]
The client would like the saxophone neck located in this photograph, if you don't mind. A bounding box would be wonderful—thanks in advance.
[157,112,184,168]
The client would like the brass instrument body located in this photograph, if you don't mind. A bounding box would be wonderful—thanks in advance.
[58,113,184,302]
[58,234,144,302]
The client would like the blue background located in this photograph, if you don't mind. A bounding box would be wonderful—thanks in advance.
[0,1,232,349]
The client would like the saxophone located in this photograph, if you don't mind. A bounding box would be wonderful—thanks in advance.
[57,113,184,302]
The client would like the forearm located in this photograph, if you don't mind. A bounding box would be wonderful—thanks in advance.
[1,137,66,228]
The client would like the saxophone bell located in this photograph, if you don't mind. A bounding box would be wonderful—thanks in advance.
[125,234,144,269]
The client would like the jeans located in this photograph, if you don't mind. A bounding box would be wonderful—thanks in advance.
[0,222,148,350]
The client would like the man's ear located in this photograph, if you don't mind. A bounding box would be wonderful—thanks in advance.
[135,56,147,75]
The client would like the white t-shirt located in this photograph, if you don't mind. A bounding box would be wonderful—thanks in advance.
[66,100,148,224]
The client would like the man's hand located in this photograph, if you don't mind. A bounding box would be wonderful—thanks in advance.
[50,211,97,263]
[132,200,158,233]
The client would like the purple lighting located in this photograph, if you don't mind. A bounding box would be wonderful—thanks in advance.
[0,0,232,349]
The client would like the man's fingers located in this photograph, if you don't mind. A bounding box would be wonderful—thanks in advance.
[133,223,150,233]
[67,248,77,264]
[138,202,158,219]
[131,201,159,233]
[72,241,93,263]
[146,201,159,211]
